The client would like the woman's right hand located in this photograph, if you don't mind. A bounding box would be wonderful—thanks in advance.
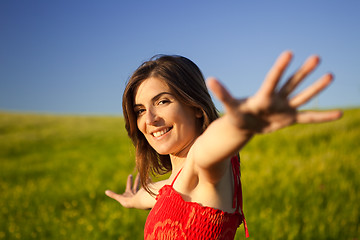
[207,51,342,134]
[105,174,141,208]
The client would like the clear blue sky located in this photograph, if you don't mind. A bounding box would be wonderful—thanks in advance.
[1,0,359,115]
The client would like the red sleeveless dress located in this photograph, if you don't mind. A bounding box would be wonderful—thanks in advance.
[144,156,249,239]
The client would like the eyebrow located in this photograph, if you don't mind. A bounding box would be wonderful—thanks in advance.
[133,92,173,108]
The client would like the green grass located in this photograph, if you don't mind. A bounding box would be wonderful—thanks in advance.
[0,109,359,239]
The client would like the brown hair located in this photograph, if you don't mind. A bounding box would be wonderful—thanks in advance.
[122,55,219,194]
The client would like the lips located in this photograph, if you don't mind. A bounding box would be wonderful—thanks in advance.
[151,127,172,138]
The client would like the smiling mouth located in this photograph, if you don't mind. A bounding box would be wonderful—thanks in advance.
[152,127,172,138]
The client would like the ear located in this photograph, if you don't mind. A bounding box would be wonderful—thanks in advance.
[195,108,203,118]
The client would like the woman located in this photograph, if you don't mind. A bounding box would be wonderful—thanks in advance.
[106,51,342,239]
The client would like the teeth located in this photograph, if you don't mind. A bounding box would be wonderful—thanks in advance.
[152,128,170,137]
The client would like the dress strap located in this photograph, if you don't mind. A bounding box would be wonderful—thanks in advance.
[231,155,249,238]
[170,168,183,187]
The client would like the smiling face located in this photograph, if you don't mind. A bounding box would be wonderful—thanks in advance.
[134,77,201,157]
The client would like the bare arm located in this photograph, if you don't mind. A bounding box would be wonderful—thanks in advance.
[105,174,163,210]
[192,51,342,181]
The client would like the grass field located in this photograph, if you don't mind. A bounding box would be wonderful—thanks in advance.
[0,109,359,239]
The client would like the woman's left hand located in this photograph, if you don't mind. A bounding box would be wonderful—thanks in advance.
[207,51,342,134]
[105,174,141,208]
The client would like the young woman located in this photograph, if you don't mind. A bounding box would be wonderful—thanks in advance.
[105,51,342,239]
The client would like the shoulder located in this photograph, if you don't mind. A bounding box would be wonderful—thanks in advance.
[137,179,170,210]
[188,146,233,185]
[149,179,170,195]
[172,156,236,212]
[176,150,233,193]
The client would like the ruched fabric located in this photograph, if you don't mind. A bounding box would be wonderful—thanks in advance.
[144,156,249,240]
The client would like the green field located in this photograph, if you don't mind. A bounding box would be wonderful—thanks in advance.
[0,109,359,239]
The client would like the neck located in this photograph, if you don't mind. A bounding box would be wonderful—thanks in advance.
[170,155,186,172]
[169,136,198,171]
[169,139,194,170]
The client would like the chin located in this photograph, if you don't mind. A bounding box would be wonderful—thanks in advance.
[152,145,175,156]
[154,149,171,155]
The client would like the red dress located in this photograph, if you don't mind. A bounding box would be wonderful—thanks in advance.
[144,156,249,239]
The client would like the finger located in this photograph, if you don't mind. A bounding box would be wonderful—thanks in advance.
[105,190,132,208]
[258,51,293,97]
[290,73,333,107]
[105,190,129,206]
[206,77,236,110]
[125,174,133,193]
[133,174,140,193]
[105,190,120,200]
[279,55,320,97]
[296,110,343,124]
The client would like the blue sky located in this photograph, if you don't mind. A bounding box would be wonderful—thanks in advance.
[1,1,359,115]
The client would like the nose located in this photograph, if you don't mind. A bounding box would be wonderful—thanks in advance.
[145,108,159,125]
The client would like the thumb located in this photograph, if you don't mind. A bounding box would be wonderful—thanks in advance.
[105,190,125,204]
[105,190,117,199]
[105,190,132,208]
[206,77,236,109]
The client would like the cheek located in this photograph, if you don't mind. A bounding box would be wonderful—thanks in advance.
[136,118,145,134]
[177,109,198,129]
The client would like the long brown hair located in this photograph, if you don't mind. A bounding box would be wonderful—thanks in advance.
[122,55,219,194]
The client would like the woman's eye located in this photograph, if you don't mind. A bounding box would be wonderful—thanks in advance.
[135,109,145,116]
[158,99,170,105]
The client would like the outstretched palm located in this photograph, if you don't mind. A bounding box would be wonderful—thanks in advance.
[207,51,342,134]
[105,174,140,208]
